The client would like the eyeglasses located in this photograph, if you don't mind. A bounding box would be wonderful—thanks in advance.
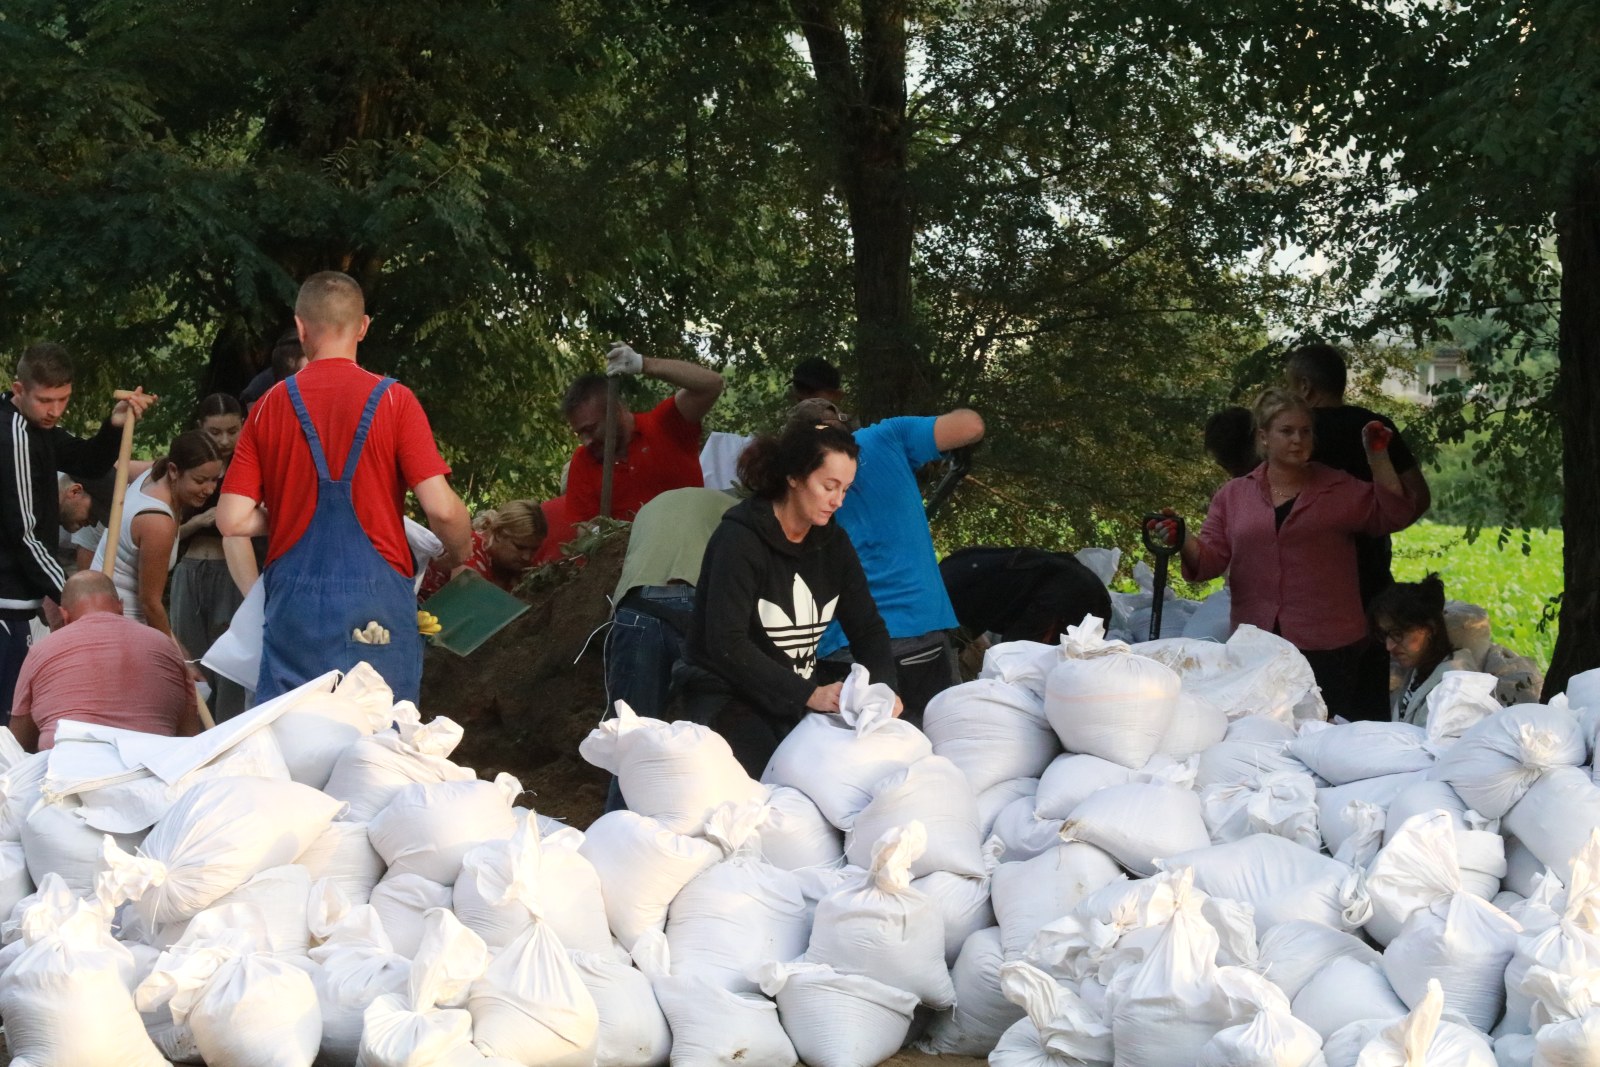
[1375,625,1419,644]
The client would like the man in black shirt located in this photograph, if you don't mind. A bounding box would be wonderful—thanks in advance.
[940,546,1112,646]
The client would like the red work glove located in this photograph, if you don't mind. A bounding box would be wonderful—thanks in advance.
[1145,509,1183,549]
[1362,420,1393,453]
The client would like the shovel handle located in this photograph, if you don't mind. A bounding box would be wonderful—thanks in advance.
[1141,512,1185,558]
[100,395,143,577]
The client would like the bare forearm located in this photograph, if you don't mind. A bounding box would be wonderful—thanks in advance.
[223,536,259,596]
[643,356,723,395]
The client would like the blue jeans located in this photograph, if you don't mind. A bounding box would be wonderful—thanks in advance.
[603,586,697,812]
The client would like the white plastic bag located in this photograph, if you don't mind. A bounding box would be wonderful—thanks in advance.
[805,822,956,1007]
[207,864,313,958]
[1503,831,1600,1037]
[1316,771,1431,858]
[323,718,475,822]
[1170,834,1370,931]
[757,959,920,1067]
[1198,1007,1326,1067]
[308,904,412,1067]
[577,810,720,950]
[923,678,1060,794]
[19,793,143,897]
[1384,891,1520,1032]
[1423,671,1502,744]
[754,785,844,870]
[1504,768,1600,887]
[991,841,1124,958]
[1201,770,1320,849]
[1352,978,1496,1066]
[1434,704,1587,819]
[916,867,996,966]
[1365,811,1468,946]
[454,813,613,956]
[1289,721,1433,785]
[1044,620,1179,769]
[632,929,797,1067]
[991,961,1113,1067]
[269,664,393,789]
[297,819,386,905]
[1159,690,1230,760]
[1034,753,1135,820]
[368,773,521,885]
[917,926,1026,1055]
[1292,957,1408,1042]
[1256,919,1382,1000]
[135,775,342,927]
[1060,781,1210,876]
[468,917,599,1067]
[979,777,1041,838]
[579,700,765,834]
[369,873,455,958]
[357,908,490,1067]
[980,639,1064,699]
[571,948,671,1067]
[990,794,1066,862]
[1197,739,1306,791]
[844,755,986,876]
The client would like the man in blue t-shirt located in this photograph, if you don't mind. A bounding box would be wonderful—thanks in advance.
[812,400,985,723]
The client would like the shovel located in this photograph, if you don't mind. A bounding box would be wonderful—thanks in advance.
[600,377,621,520]
[100,389,143,577]
[1140,511,1186,642]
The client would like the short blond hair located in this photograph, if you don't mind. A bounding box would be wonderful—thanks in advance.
[295,271,365,329]
[1251,387,1313,458]
[475,499,547,547]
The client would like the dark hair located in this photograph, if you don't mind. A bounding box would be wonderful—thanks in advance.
[1285,343,1348,399]
[1204,406,1257,478]
[1370,573,1453,672]
[271,326,303,380]
[197,393,243,422]
[561,373,609,418]
[738,421,860,500]
[791,356,842,395]
[16,342,73,388]
[151,430,222,482]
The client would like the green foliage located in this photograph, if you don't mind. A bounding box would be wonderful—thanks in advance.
[1392,522,1562,668]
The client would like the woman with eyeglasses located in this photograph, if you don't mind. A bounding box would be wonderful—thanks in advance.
[1371,574,1543,724]
[1150,387,1415,720]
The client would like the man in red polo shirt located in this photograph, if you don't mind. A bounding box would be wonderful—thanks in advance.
[218,271,471,702]
[561,344,724,524]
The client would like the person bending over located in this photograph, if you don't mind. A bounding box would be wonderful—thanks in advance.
[10,571,200,751]
[419,499,548,600]
[677,419,900,775]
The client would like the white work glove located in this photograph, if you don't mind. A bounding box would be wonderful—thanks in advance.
[605,342,644,377]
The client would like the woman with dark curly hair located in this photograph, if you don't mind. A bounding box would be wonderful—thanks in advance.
[677,417,899,774]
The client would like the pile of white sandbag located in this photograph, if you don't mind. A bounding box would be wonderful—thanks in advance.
[6,620,1600,1067]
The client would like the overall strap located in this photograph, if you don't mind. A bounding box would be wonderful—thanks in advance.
[337,378,397,483]
[286,377,332,482]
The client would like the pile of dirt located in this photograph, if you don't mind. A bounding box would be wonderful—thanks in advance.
[420,530,628,829]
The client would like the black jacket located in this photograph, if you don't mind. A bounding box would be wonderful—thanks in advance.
[687,496,895,719]
[0,393,120,610]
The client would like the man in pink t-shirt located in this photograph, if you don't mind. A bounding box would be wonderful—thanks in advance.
[9,571,199,751]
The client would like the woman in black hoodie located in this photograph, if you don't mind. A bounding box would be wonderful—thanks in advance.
[680,418,899,775]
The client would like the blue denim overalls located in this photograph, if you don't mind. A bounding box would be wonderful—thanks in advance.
[255,376,423,702]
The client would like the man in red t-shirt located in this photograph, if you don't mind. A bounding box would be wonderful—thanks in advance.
[218,272,471,702]
[561,344,724,524]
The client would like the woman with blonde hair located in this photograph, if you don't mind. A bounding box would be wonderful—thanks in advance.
[418,498,547,599]
[1151,387,1416,719]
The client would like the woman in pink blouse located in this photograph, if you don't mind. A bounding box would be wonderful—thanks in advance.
[1157,387,1415,719]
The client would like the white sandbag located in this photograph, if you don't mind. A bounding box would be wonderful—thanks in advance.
[580,700,765,835]
[452,811,606,954]
[308,904,411,1067]
[1160,690,1230,759]
[357,908,490,1067]
[989,794,1066,861]
[571,949,671,1067]
[1504,768,1600,886]
[1044,619,1179,769]
[632,929,798,1067]
[368,773,521,886]
[979,777,1041,839]
[369,873,455,958]
[0,838,33,922]
[762,681,932,830]
[1366,811,1467,946]
[1060,781,1210,876]
[1034,753,1135,820]
[1383,781,1473,842]
[915,868,996,966]
[1434,704,1588,819]
[665,801,810,993]
[754,785,844,870]
[1424,671,1502,744]
[1384,891,1520,1031]
[323,717,475,823]
[991,841,1124,958]
[1377,784,1505,902]
[1530,1012,1600,1066]
[1507,836,1552,899]
[757,959,920,1067]
[1228,715,1299,742]
[1201,770,1320,849]
[578,810,721,950]
[844,755,986,876]
[19,794,143,897]
[468,917,599,1067]
[1290,721,1433,785]
[1317,771,1431,858]
[135,776,342,927]
[1323,1022,1392,1067]
[918,926,1026,1055]
[1105,870,1281,1067]
[1502,831,1600,1038]
[0,891,169,1067]
[297,819,386,905]
[924,678,1059,794]
[0,750,47,841]
[1198,1007,1327,1067]
[1257,919,1382,1000]
[1293,957,1408,1042]
[269,666,393,789]
[1353,978,1496,1066]
[990,961,1113,1067]
[1170,833,1370,931]
[136,904,322,1067]
[207,864,313,958]
[1197,738,1307,790]
[980,639,1063,699]
[805,822,955,1007]
[1183,625,1325,725]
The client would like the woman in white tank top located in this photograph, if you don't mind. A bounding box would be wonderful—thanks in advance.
[91,431,223,648]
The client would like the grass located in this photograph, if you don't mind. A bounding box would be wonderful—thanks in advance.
[1391,522,1562,669]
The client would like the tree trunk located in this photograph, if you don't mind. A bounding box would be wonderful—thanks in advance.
[794,0,933,422]
[1543,162,1600,698]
